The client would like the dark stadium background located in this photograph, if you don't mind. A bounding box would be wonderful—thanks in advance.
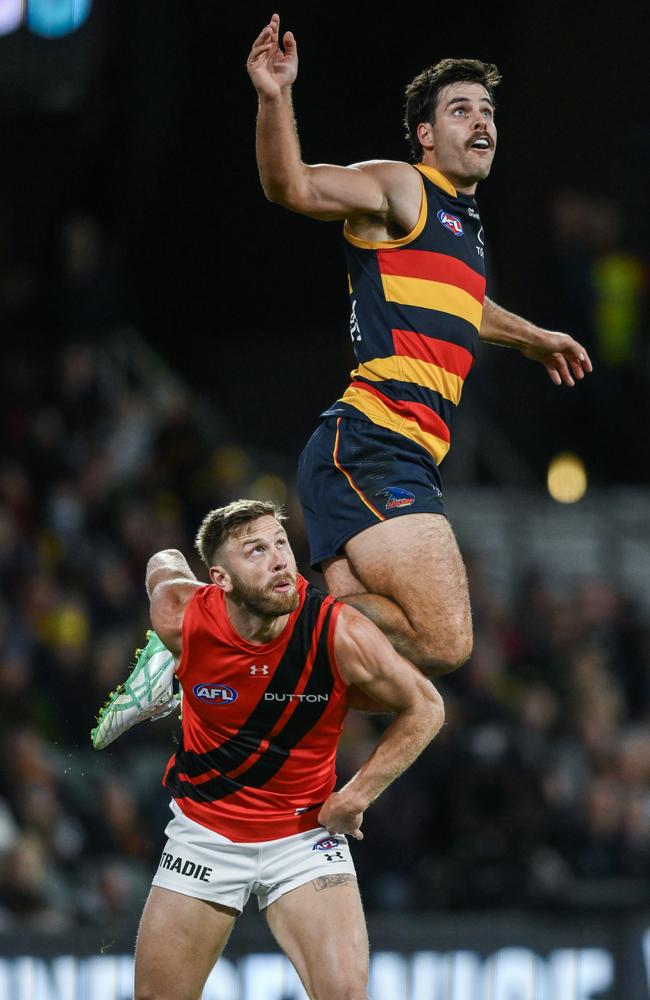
[2,0,648,471]
[1,3,650,998]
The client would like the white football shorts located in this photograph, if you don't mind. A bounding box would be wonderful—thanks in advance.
[151,800,357,911]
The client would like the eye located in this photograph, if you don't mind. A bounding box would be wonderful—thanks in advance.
[452,107,466,116]
[482,108,494,119]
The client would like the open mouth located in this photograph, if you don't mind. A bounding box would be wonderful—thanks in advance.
[469,137,491,151]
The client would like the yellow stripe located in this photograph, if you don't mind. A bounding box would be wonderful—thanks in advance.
[356,357,464,405]
[338,386,450,465]
[380,274,483,331]
[414,164,457,197]
[343,173,427,250]
[332,420,385,521]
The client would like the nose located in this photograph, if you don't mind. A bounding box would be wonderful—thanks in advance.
[271,547,287,571]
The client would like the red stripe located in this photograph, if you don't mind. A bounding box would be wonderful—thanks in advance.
[377,249,485,302]
[349,380,451,443]
[391,329,475,379]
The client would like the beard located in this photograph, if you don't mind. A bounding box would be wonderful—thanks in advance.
[230,573,299,619]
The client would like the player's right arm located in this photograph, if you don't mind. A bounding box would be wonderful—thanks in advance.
[145,549,202,658]
[246,14,419,232]
[318,606,445,839]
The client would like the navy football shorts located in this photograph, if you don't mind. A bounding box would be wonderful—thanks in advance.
[297,415,446,571]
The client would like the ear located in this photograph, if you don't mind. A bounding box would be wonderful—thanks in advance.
[417,121,434,152]
[210,564,232,593]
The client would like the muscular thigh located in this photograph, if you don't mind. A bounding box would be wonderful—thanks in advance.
[265,875,369,1000]
[135,887,237,1000]
[338,512,470,636]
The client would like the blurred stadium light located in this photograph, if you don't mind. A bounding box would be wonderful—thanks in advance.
[0,0,93,38]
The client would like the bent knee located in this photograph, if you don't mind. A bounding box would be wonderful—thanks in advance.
[413,628,473,677]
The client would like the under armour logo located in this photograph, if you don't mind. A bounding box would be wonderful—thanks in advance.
[250,665,269,676]
[324,851,345,863]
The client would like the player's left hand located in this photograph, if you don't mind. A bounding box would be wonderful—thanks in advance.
[318,791,365,840]
[521,329,593,387]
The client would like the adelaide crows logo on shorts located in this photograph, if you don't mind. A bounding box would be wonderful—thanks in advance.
[313,837,340,851]
[437,209,463,236]
[376,486,416,510]
[193,683,238,705]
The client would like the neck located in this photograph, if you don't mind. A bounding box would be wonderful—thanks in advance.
[420,156,478,196]
[225,597,289,645]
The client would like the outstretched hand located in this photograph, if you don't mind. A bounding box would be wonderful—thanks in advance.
[246,13,298,98]
[521,329,593,387]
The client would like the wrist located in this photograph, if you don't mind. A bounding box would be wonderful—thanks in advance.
[336,783,371,813]
[257,87,292,106]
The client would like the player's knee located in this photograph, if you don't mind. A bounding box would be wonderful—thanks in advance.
[415,625,473,676]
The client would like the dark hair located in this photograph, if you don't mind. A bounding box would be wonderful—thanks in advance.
[404,57,502,161]
[194,499,286,567]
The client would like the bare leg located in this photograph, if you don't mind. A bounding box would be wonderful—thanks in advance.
[324,512,472,676]
[134,887,237,1000]
[265,874,369,1000]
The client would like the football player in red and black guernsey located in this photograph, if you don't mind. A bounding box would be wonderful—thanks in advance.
[134,499,443,1000]
[247,14,592,682]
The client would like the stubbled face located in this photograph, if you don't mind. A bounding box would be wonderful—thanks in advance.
[211,515,299,618]
[418,81,497,192]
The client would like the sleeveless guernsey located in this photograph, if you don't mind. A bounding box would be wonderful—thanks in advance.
[323,164,486,465]
[163,575,348,842]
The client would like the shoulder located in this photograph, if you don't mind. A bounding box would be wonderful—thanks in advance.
[333,604,391,670]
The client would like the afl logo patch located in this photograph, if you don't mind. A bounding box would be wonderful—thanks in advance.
[437,210,463,236]
[313,837,341,851]
[193,683,238,705]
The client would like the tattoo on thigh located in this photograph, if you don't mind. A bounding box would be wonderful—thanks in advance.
[313,874,355,892]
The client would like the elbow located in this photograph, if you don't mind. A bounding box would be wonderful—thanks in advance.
[261,177,312,214]
[146,549,183,573]
[424,681,445,738]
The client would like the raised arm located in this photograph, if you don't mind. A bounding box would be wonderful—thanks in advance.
[246,14,418,228]
[146,549,202,658]
[318,606,444,840]
[480,297,593,387]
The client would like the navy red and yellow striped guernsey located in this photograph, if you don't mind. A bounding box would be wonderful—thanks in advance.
[322,165,486,465]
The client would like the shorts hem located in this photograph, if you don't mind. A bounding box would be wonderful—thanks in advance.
[310,504,448,569]
[260,865,357,911]
[151,876,244,913]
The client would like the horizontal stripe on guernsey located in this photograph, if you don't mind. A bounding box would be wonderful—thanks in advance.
[377,249,486,303]
[354,357,464,406]
[391,329,475,379]
[338,381,451,464]
[380,275,484,332]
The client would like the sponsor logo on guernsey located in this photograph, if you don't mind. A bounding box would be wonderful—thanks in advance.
[193,682,238,705]
[467,205,480,220]
[437,209,463,236]
[377,486,416,510]
[313,837,340,851]
[158,852,212,882]
[250,665,269,676]
[264,692,329,703]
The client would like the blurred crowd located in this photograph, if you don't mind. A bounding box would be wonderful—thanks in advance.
[1,328,650,933]
[0,202,649,935]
